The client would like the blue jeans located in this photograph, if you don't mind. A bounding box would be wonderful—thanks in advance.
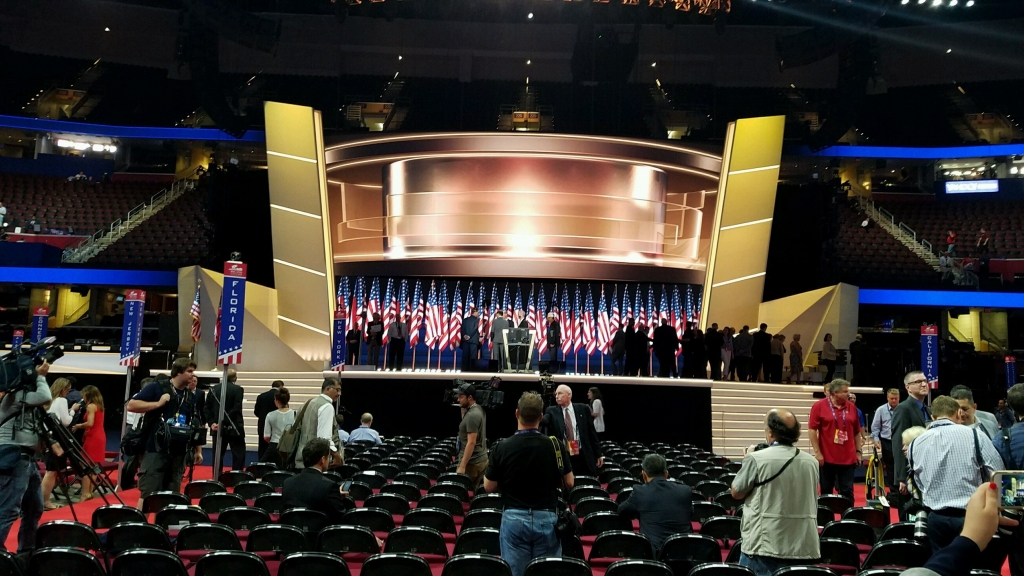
[0,455,44,553]
[740,553,809,576]
[500,509,561,576]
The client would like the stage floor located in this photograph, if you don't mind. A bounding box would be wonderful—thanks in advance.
[328,369,713,388]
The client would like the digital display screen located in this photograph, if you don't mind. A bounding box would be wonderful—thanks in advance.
[945,180,1000,194]
[999,473,1024,508]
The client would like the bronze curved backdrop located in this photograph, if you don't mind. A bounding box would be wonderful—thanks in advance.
[324,132,722,283]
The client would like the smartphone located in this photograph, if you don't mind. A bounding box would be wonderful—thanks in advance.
[992,471,1024,509]
[342,480,352,493]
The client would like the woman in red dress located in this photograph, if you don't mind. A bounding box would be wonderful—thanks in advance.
[72,385,106,501]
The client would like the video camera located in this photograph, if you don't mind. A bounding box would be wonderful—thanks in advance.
[443,377,505,409]
[0,336,64,394]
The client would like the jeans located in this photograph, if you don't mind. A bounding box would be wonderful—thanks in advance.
[0,456,44,553]
[927,509,965,554]
[740,553,809,576]
[500,509,560,576]
[820,462,857,501]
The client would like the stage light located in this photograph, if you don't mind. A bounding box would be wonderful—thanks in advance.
[932,0,941,6]
[901,0,909,4]
[104,27,110,31]
[966,0,974,5]
[397,55,403,60]
[651,62,657,67]
[946,48,952,53]
[1011,167,1019,174]
[527,12,533,18]
[949,0,957,5]
[526,59,531,65]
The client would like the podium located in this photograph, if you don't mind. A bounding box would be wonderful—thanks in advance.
[502,328,536,373]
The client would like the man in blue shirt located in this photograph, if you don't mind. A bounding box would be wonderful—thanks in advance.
[871,388,900,491]
[346,413,382,445]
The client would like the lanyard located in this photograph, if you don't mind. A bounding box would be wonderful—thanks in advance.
[829,402,847,431]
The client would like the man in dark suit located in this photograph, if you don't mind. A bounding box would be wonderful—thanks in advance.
[610,323,626,376]
[543,385,604,477]
[652,318,680,378]
[617,453,692,555]
[253,380,283,460]
[204,368,247,471]
[891,370,931,520]
[704,323,724,380]
[461,308,481,372]
[282,438,355,524]
[345,326,362,365]
[751,323,772,382]
[545,312,561,373]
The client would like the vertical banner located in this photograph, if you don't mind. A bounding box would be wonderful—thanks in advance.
[921,325,939,390]
[332,309,347,370]
[119,290,147,367]
[12,330,24,349]
[1007,356,1018,389]
[31,307,49,343]
[217,261,247,365]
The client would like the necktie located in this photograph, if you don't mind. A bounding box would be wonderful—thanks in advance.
[922,405,931,423]
[565,408,575,442]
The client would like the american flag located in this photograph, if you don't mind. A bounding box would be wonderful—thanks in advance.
[513,286,523,327]
[610,284,620,334]
[596,287,611,354]
[189,287,202,342]
[672,284,684,356]
[659,285,670,326]
[214,305,222,348]
[634,285,644,331]
[536,285,547,352]
[465,281,475,318]
[583,287,597,355]
[526,286,536,332]
[448,282,463,352]
[352,276,366,334]
[502,283,511,325]
[572,284,583,353]
[424,281,440,348]
[685,285,696,324]
[337,277,350,320]
[398,279,409,322]
[367,277,381,333]
[694,287,702,324]
[647,284,656,337]
[623,283,633,321]
[487,282,498,350]
[382,278,395,344]
[560,285,572,356]
[409,280,424,347]
[438,281,450,351]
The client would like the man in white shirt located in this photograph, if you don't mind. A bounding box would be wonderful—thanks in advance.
[871,388,900,492]
[294,378,343,469]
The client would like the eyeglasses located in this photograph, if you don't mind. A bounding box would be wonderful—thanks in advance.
[908,379,928,385]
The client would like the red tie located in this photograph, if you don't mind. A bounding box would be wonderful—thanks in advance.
[565,407,575,442]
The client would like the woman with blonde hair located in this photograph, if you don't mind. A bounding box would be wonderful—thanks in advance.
[41,378,79,509]
[72,385,106,500]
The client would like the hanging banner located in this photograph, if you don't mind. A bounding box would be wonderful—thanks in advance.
[12,330,24,349]
[217,261,247,365]
[119,290,146,367]
[921,325,939,390]
[331,309,347,371]
[31,307,49,343]
[1007,356,1018,389]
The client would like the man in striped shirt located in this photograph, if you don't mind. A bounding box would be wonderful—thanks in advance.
[908,396,1004,555]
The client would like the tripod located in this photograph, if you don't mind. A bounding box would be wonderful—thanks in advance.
[39,411,124,522]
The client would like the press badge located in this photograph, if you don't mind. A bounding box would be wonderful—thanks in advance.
[568,440,581,455]
[834,430,848,444]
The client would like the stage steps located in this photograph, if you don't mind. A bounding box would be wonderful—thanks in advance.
[711,381,822,459]
[231,371,328,455]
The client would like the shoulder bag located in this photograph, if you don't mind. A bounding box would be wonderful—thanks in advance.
[277,398,314,465]
[549,435,580,545]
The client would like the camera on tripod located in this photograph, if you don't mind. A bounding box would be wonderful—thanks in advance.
[443,378,505,409]
[0,336,64,394]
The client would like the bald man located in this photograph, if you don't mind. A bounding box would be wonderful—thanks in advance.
[543,385,604,477]
[731,409,820,576]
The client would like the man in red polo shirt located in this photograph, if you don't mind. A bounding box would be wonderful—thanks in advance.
[808,379,864,501]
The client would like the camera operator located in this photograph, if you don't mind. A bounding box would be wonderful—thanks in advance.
[907,396,1003,557]
[730,408,820,576]
[126,358,202,503]
[0,360,52,553]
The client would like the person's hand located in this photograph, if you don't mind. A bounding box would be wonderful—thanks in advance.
[193,451,203,465]
[597,457,605,468]
[375,536,385,549]
[962,482,1019,551]
[457,466,467,474]
[158,393,171,407]
[814,452,825,466]
[37,360,50,377]
[874,441,882,452]
[71,402,81,412]
[900,481,909,495]
[339,487,350,497]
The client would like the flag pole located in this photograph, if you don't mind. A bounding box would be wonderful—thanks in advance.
[427,347,431,372]
[412,342,417,371]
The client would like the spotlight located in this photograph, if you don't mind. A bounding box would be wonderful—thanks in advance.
[526,59,531,65]
[398,55,403,60]
[901,0,909,4]
[946,48,952,53]
[931,0,941,6]
[949,0,957,5]
[104,27,110,32]
[651,62,657,67]
[965,0,974,5]
[527,12,533,19]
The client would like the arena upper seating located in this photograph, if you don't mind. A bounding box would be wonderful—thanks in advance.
[87,186,212,270]
[18,435,930,576]
[835,200,940,288]
[877,196,1024,259]
[0,172,165,238]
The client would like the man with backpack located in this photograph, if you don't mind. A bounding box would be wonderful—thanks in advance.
[993,383,1024,576]
[126,358,202,501]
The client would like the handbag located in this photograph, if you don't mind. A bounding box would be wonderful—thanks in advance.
[549,436,580,542]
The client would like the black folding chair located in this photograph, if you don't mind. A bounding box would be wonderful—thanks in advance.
[453,528,501,556]
[343,507,396,533]
[246,524,310,555]
[441,554,512,576]
[91,504,146,529]
[523,556,592,576]
[30,547,105,576]
[605,559,672,576]
[658,533,720,576]
[360,553,433,576]
[193,551,269,576]
[316,525,380,555]
[218,507,271,531]
[589,531,655,562]
[383,526,449,557]
[278,552,352,576]
[110,549,188,576]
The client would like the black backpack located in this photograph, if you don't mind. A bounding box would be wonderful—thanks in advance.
[120,379,177,457]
